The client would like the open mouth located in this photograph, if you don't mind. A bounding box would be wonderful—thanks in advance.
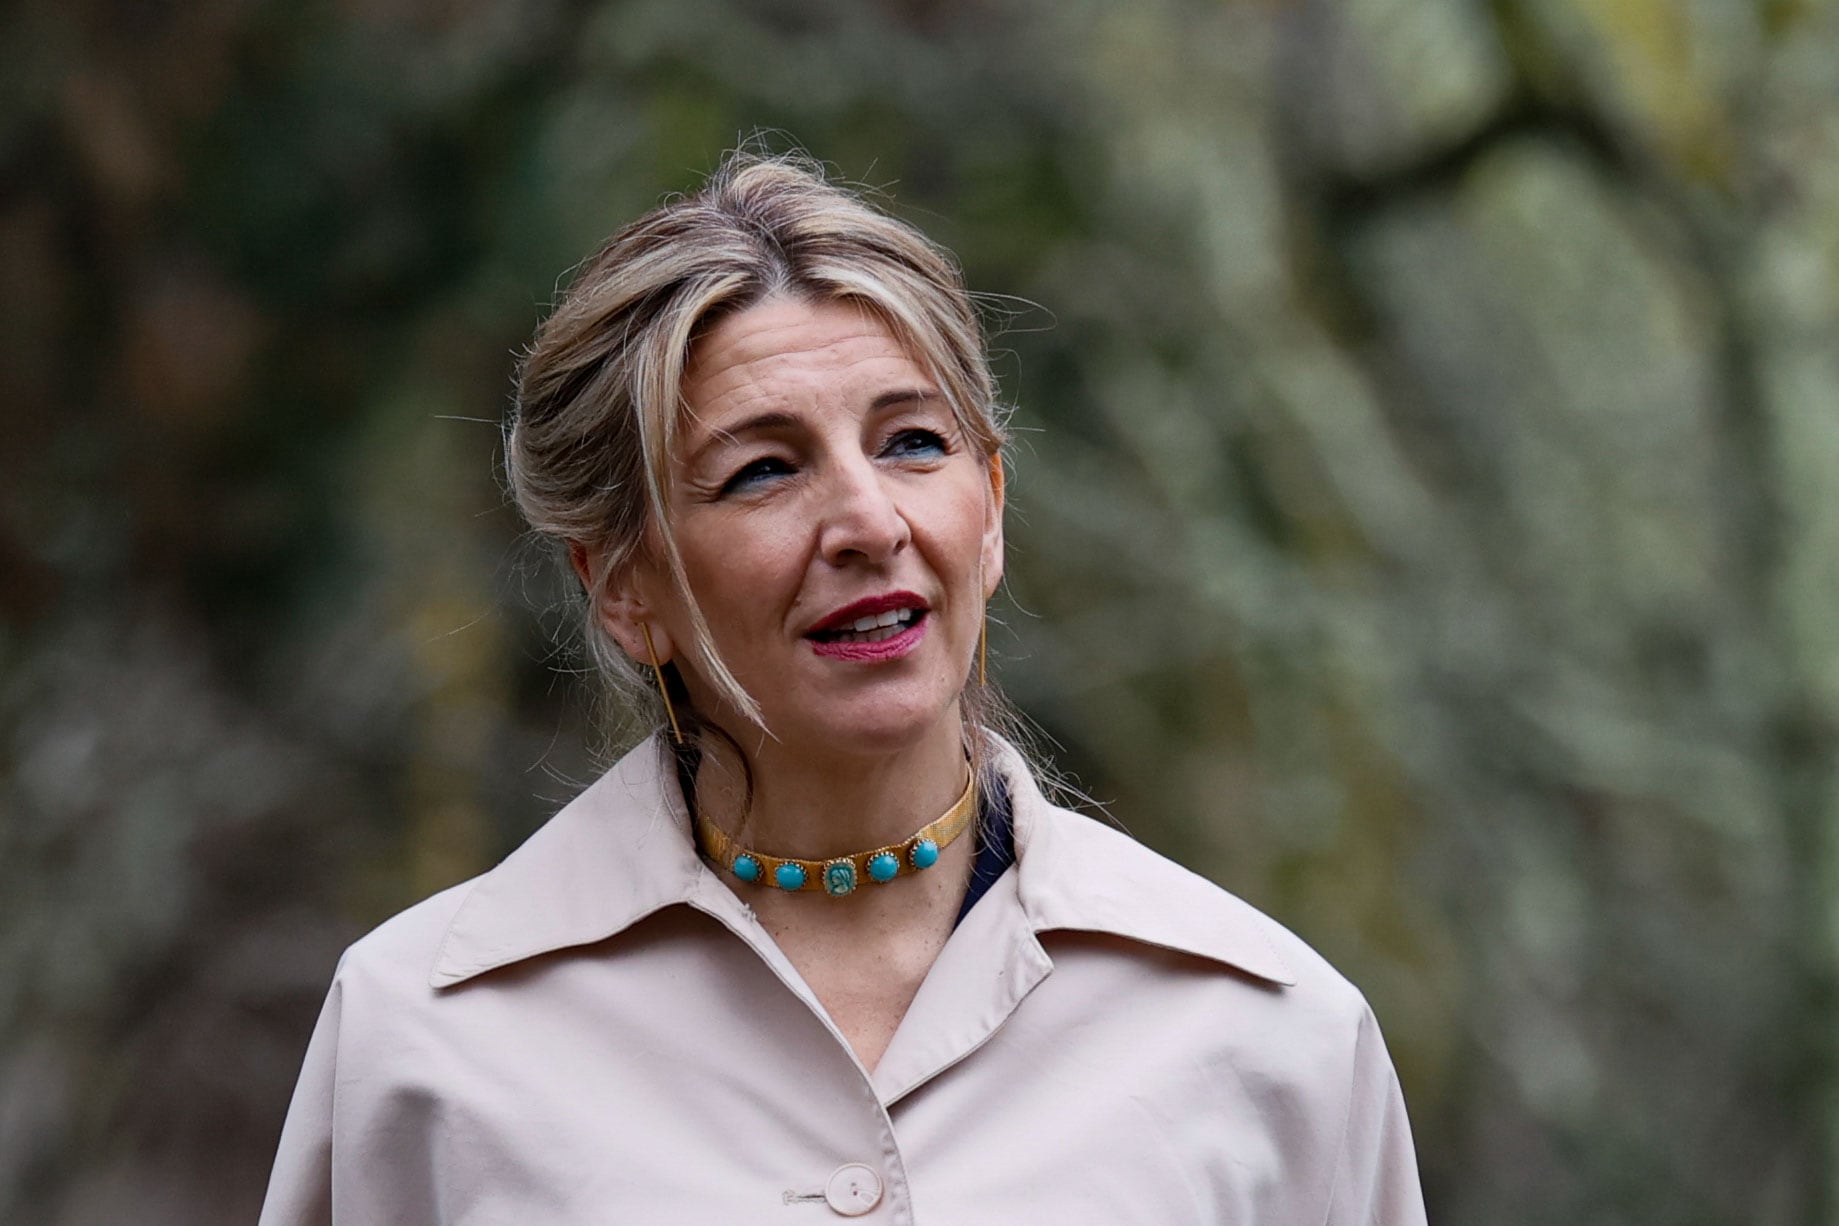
[808,607,925,645]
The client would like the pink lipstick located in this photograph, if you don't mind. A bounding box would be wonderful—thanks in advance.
[807,591,929,662]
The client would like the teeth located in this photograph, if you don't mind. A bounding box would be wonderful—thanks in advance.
[826,609,919,644]
[842,608,915,634]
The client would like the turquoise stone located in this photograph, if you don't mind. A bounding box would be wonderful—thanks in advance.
[732,854,761,883]
[822,861,857,897]
[910,838,940,870]
[867,852,900,883]
[775,862,807,891]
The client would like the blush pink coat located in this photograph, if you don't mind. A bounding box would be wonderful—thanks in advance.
[260,738,1428,1224]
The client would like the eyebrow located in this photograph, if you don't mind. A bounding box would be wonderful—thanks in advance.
[684,411,799,471]
[684,390,940,468]
[870,388,937,411]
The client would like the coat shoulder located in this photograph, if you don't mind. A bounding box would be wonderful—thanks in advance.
[1024,802,1370,1012]
[330,878,481,998]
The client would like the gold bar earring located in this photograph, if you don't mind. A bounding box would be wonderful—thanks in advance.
[640,624,683,744]
[978,609,988,686]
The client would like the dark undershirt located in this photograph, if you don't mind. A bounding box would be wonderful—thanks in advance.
[675,751,1018,928]
[955,773,1016,927]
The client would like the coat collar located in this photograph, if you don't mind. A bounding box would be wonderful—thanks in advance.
[430,736,1295,989]
[428,741,710,989]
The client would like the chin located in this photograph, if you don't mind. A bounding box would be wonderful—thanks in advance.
[775,691,961,759]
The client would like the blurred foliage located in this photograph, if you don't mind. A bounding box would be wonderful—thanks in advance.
[4,0,1839,1222]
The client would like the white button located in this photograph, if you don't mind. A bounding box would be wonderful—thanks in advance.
[823,1163,883,1216]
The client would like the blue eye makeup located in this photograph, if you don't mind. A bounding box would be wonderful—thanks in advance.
[883,428,949,458]
[710,426,950,498]
[718,456,795,496]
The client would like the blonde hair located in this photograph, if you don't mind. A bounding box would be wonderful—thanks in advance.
[507,148,1017,779]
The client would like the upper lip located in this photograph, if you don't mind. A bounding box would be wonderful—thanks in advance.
[807,591,929,635]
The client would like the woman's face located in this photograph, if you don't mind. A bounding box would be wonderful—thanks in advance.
[626,295,1003,756]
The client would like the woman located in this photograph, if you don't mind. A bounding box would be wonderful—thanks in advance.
[260,150,1428,1224]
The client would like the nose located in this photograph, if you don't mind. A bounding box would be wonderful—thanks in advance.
[817,456,910,567]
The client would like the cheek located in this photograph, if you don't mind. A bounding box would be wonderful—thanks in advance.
[676,525,802,634]
[917,503,995,606]
[941,480,997,559]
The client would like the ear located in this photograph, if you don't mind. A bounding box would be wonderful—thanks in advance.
[568,541,678,665]
[981,454,1006,597]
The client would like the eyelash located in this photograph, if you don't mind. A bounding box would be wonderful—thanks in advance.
[883,427,950,459]
[717,456,794,496]
[715,428,952,497]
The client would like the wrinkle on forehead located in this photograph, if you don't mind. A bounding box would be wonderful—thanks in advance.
[678,297,931,437]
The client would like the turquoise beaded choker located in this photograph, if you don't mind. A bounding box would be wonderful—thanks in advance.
[693,772,977,897]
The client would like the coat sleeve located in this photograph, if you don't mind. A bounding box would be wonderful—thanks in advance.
[257,972,343,1226]
[1322,1004,1428,1226]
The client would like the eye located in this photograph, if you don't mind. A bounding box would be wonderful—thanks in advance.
[882,428,949,460]
[719,455,795,496]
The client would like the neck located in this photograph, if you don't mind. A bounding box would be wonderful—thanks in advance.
[689,712,970,859]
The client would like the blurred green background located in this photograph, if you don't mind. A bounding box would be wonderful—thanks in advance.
[5,0,1839,1222]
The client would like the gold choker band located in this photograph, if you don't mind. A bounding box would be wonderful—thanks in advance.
[694,772,977,897]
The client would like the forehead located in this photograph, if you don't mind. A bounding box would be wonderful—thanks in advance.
[680,297,930,417]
